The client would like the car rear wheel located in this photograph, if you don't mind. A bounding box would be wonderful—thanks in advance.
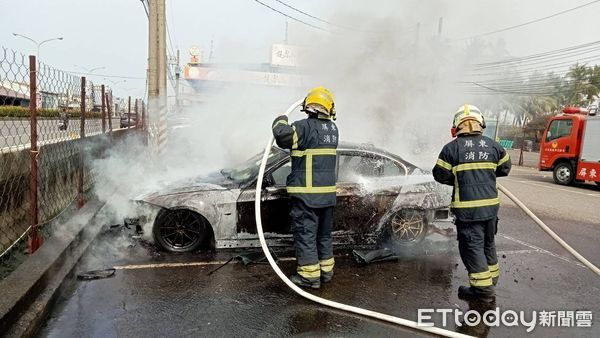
[553,162,574,185]
[388,209,429,246]
[153,209,208,252]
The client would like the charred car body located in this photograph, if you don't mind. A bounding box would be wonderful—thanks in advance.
[134,143,453,252]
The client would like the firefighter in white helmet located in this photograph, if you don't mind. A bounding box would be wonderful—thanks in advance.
[433,104,511,303]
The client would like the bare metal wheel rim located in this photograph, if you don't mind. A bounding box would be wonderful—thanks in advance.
[391,211,425,242]
[557,166,571,182]
[159,210,203,250]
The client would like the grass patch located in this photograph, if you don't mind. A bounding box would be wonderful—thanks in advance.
[0,106,102,119]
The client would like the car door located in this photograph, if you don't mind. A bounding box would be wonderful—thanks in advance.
[261,161,293,234]
[335,151,406,234]
[236,159,292,235]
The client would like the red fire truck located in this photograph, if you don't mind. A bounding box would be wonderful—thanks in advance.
[539,106,600,186]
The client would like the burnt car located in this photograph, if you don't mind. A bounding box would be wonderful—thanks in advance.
[135,143,453,252]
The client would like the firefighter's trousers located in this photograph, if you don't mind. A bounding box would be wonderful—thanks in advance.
[456,218,500,296]
[290,198,335,281]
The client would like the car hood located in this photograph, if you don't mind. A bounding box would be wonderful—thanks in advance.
[135,172,238,200]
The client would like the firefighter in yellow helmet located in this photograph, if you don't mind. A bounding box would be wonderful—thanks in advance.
[433,104,511,303]
[271,87,338,289]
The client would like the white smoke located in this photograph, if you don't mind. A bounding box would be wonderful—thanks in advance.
[85,1,508,257]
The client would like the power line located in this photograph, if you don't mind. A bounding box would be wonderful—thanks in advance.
[462,77,599,96]
[459,0,600,40]
[464,82,560,96]
[140,0,149,18]
[167,0,179,48]
[469,55,600,78]
[67,71,146,80]
[253,0,329,32]
[274,0,347,29]
[473,41,600,69]
[273,0,416,36]
[467,77,576,90]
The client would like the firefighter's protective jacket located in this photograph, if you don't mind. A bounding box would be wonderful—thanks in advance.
[272,115,338,208]
[433,134,511,222]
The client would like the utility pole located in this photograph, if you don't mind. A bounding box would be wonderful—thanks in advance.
[415,22,421,46]
[438,17,443,38]
[148,0,167,156]
[148,0,158,114]
[285,20,289,44]
[209,37,214,63]
[175,49,180,113]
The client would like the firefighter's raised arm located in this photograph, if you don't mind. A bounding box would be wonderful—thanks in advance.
[272,115,306,150]
[495,144,511,177]
[432,143,456,186]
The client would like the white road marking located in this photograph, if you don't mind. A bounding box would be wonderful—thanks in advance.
[499,234,585,268]
[113,257,296,270]
[497,249,538,255]
[509,167,538,172]
[502,177,600,197]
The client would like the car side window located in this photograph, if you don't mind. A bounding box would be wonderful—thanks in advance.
[382,159,403,177]
[338,154,403,182]
[271,162,291,186]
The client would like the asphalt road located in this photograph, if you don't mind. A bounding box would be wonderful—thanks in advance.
[37,167,600,337]
[0,118,123,150]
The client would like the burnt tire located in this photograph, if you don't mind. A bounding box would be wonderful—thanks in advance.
[553,162,574,186]
[153,209,208,253]
[386,209,429,246]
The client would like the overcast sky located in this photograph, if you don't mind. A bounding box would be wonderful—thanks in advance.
[2,0,600,99]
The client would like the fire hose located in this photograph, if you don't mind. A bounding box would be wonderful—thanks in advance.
[497,184,600,276]
[254,99,473,338]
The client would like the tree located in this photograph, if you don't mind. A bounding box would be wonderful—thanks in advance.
[565,64,598,106]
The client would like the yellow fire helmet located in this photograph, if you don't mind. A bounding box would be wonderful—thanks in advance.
[302,86,336,120]
[452,104,486,129]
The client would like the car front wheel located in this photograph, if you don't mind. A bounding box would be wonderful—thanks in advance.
[153,209,208,252]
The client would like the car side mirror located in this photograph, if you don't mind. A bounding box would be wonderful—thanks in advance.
[263,175,275,187]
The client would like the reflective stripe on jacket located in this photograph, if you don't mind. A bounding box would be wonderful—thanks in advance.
[272,115,338,208]
[432,134,511,222]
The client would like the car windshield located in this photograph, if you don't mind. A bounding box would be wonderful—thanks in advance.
[221,147,287,183]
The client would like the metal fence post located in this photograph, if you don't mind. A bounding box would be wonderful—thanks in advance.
[101,84,106,133]
[128,96,131,129]
[141,100,146,131]
[134,99,139,128]
[107,91,113,131]
[77,77,86,208]
[27,55,42,254]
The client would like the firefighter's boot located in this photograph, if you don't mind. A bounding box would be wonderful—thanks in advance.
[319,258,334,283]
[321,271,333,283]
[458,286,495,303]
[289,274,320,289]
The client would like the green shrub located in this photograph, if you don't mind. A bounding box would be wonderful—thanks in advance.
[0,106,102,119]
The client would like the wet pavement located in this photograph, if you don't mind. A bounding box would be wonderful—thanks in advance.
[37,167,599,337]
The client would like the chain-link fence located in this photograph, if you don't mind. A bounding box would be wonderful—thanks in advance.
[0,46,145,277]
